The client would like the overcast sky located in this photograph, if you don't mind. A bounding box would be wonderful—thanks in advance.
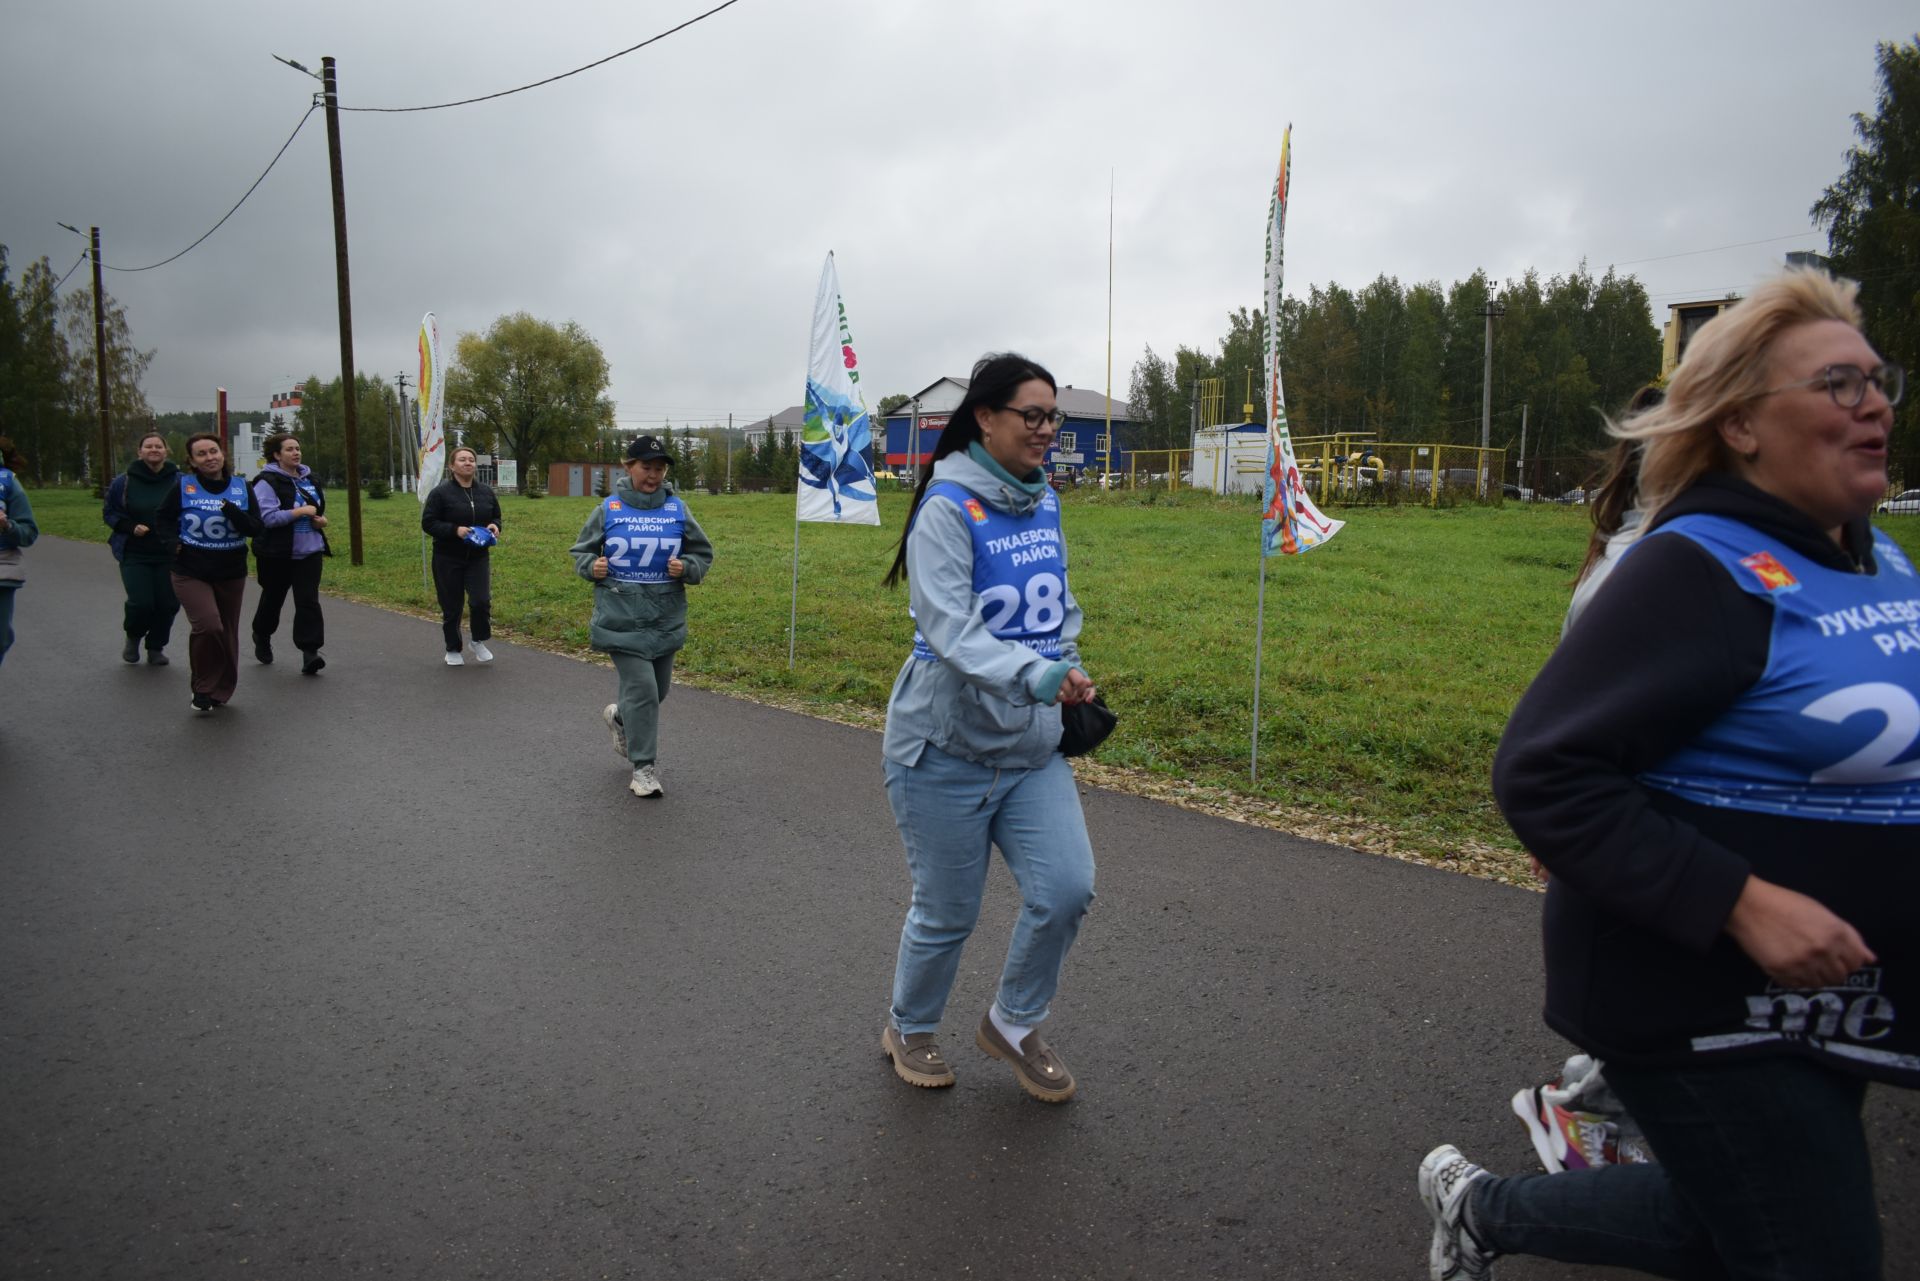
[2,1,1910,428]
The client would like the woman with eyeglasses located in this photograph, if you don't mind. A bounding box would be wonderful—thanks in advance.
[1419,270,1914,1280]
[876,352,1100,1103]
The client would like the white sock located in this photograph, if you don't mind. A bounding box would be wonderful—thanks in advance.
[989,1006,1034,1051]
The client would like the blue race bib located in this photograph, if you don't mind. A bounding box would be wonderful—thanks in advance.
[603,495,686,584]
[912,481,1068,660]
[177,474,249,551]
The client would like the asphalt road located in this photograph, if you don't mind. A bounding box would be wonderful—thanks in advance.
[2,536,1914,1280]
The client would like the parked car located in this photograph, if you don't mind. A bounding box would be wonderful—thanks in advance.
[1878,488,1920,515]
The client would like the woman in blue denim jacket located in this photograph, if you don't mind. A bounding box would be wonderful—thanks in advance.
[877,353,1099,1103]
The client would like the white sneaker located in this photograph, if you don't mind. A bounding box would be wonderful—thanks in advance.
[444,650,465,666]
[1419,1145,1499,1280]
[628,764,663,798]
[602,704,627,758]
[471,641,494,664]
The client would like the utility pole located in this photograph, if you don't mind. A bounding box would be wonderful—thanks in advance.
[395,372,412,494]
[1517,402,1529,500]
[320,57,364,564]
[1480,299,1506,496]
[725,412,733,494]
[58,224,114,496]
[89,228,110,496]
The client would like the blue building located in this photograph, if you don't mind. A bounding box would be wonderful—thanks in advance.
[881,376,1138,483]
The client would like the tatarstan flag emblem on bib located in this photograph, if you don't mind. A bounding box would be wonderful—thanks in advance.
[1738,551,1800,593]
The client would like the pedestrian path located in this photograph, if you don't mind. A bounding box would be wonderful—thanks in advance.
[2,536,1913,1279]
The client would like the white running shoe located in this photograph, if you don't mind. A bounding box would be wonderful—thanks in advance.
[1419,1144,1499,1280]
[628,764,663,798]
[602,704,627,758]
[445,650,465,666]
[471,641,494,664]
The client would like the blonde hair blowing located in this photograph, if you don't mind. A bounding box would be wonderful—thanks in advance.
[1612,269,1863,520]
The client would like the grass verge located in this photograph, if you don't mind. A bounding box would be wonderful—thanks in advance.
[33,486,1919,887]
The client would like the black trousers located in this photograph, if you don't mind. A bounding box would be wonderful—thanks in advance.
[431,552,491,650]
[253,554,325,653]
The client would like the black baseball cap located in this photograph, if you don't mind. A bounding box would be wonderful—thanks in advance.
[625,434,671,463]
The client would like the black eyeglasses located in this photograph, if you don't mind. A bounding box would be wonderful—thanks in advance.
[1759,362,1904,409]
[998,405,1066,430]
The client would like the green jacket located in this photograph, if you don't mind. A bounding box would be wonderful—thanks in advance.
[569,482,714,658]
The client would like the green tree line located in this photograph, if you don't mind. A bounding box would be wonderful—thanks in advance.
[0,247,155,487]
[1130,264,1663,474]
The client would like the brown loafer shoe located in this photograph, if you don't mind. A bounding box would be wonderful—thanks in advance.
[882,1026,956,1088]
[975,1012,1076,1103]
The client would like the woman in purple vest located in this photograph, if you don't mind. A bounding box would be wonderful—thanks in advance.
[250,432,330,675]
[1420,271,1912,1280]
[877,353,1101,1103]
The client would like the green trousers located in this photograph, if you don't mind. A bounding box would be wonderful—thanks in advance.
[120,559,179,651]
[610,651,676,768]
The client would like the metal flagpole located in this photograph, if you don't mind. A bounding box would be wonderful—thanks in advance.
[1250,551,1269,783]
[787,515,801,670]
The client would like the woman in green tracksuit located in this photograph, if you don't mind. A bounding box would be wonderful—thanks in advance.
[569,434,714,798]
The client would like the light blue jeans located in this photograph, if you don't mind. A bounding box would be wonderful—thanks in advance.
[885,744,1096,1035]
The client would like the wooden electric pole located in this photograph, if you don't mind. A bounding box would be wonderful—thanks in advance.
[320,57,365,564]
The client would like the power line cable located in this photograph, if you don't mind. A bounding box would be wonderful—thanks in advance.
[1606,232,1821,268]
[339,0,745,113]
[103,103,319,274]
[51,251,90,293]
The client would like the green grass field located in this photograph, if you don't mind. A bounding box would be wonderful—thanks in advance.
[32,485,1920,881]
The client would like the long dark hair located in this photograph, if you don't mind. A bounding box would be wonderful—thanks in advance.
[1577,384,1664,583]
[883,352,1057,587]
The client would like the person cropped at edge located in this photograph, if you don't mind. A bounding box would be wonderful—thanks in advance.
[1418,270,1914,1281]
[160,433,265,713]
[249,431,330,675]
[103,431,181,666]
[877,352,1099,1104]
[421,445,502,666]
[569,434,713,799]
[0,435,40,670]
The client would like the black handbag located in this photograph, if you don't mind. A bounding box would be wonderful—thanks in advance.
[1058,693,1117,757]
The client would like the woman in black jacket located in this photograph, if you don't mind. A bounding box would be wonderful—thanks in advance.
[420,446,502,665]
[102,432,180,664]
[161,433,266,712]
[1418,269,1912,1281]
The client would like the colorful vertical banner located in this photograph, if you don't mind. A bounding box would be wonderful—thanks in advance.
[798,253,880,525]
[1261,128,1343,556]
[415,312,446,501]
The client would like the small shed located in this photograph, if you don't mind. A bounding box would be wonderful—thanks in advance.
[1188,424,1268,495]
[546,462,624,498]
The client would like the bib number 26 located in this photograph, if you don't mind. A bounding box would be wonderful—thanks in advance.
[180,510,232,543]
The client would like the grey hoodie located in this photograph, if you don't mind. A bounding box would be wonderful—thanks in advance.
[882,447,1084,769]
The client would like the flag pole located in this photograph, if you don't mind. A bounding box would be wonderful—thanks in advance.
[1251,552,1270,783]
[787,513,801,671]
